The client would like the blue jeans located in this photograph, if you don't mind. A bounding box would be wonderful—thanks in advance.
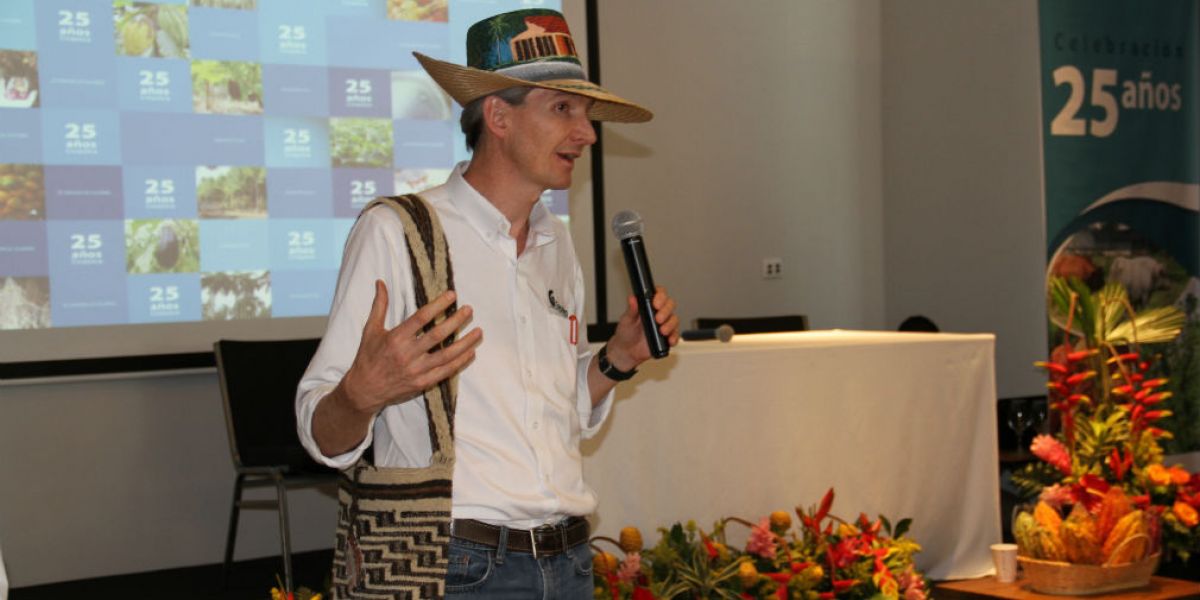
[444,533,594,599]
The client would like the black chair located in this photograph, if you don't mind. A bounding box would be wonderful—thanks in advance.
[694,315,809,334]
[898,314,940,332]
[214,338,337,592]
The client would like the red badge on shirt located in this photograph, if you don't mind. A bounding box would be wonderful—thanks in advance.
[569,314,578,345]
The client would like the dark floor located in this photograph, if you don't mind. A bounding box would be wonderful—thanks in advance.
[10,549,334,600]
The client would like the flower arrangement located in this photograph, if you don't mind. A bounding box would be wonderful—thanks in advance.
[591,489,929,600]
[1011,277,1200,566]
[268,575,322,600]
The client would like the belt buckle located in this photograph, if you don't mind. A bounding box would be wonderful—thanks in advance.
[529,522,560,559]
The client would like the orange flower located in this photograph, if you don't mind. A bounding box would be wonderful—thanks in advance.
[1173,501,1199,527]
[1169,466,1191,485]
[1146,464,1173,486]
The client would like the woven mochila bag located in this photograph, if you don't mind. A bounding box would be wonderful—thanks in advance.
[332,194,458,600]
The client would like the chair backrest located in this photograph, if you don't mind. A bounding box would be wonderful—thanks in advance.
[694,315,809,334]
[214,338,328,474]
[898,315,940,332]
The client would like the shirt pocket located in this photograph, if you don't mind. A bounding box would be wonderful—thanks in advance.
[532,277,580,407]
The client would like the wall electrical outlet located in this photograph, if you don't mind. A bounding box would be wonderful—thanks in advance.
[762,257,783,279]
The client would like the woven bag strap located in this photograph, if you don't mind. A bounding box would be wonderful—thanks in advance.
[363,194,457,459]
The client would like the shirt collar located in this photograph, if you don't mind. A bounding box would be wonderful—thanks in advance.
[446,161,558,249]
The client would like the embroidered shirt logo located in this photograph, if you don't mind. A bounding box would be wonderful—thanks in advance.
[547,290,568,317]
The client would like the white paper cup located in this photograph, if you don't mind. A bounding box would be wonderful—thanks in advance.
[990,543,1019,583]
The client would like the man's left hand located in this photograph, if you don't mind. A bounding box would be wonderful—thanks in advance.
[605,286,680,372]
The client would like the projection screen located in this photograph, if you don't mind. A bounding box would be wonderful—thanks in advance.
[0,0,599,376]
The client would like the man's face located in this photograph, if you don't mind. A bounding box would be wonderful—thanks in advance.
[500,88,597,191]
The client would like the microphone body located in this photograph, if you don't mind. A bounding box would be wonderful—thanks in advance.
[681,324,734,343]
[613,211,670,359]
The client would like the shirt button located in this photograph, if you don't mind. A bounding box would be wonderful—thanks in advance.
[531,421,540,430]
[526,368,533,378]
[520,315,527,324]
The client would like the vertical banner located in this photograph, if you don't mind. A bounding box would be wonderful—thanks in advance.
[1039,1,1200,452]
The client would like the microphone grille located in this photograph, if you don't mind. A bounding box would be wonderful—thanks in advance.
[716,324,735,343]
[611,210,644,240]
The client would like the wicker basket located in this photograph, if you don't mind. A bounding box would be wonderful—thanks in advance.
[1017,553,1160,595]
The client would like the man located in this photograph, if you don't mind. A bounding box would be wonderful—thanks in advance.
[296,8,678,598]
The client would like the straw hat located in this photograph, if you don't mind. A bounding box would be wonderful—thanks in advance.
[414,9,652,123]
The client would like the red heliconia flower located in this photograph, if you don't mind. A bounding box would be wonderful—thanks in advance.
[1178,491,1200,510]
[1143,392,1169,405]
[1142,378,1169,389]
[800,488,835,536]
[606,573,620,600]
[1108,448,1133,481]
[1071,475,1111,512]
[833,579,858,592]
[766,572,792,584]
[700,532,718,560]
[632,586,656,600]
[1066,371,1096,385]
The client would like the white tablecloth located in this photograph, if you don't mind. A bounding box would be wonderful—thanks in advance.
[582,330,1000,580]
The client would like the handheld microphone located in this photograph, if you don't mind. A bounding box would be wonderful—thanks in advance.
[612,210,670,359]
[681,324,735,343]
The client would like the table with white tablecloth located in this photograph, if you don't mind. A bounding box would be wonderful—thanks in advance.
[582,330,1000,581]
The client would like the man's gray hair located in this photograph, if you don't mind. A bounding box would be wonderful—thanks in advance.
[460,87,534,152]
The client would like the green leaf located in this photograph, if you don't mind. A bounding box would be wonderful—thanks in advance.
[1105,305,1186,345]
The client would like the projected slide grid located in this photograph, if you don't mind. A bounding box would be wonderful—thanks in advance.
[0,0,566,330]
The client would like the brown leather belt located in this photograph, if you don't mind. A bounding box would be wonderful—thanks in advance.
[450,517,590,558]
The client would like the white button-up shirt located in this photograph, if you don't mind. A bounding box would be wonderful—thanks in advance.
[296,162,613,528]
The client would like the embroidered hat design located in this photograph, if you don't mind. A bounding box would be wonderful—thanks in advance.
[414,9,652,123]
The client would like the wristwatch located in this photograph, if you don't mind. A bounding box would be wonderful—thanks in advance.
[597,345,638,381]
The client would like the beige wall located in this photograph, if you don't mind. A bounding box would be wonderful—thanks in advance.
[0,0,1063,587]
[597,1,885,330]
[0,372,337,586]
[880,0,1047,397]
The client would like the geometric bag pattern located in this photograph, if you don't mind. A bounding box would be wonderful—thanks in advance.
[332,194,458,599]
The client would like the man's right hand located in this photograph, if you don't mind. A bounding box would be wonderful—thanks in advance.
[314,279,482,456]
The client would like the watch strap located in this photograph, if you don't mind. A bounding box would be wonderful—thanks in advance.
[598,345,637,381]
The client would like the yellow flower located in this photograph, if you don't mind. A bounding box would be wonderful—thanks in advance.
[619,527,644,553]
[769,510,792,532]
[593,551,618,575]
[1173,502,1199,528]
[738,561,759,588]
[1146,464,1173,486]
[803,564,825,583]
